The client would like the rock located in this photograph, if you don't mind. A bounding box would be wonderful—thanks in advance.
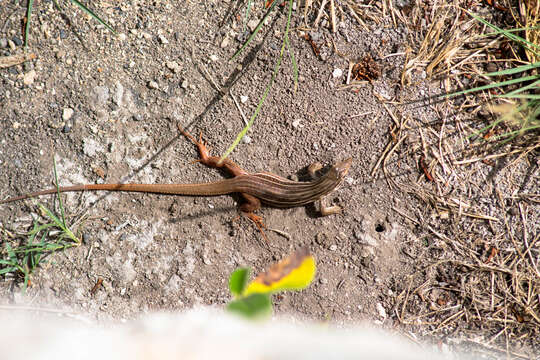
[92,86,110,107]
[209,54,218,62]
[11,36,22,46]
[220,36,230,48]
[166,61,181,73]
[62,108,74,121]
[240,95,248,103]
[113,82,124,106]
[332,68,343,78]
[247,19,259,32]
[158,34,169,44]
[117,33,127,41]
[376,303,387,319]
[0,38,7,48]
[147,80,159,89]
[23,70,36,85]
[83,138,105,157]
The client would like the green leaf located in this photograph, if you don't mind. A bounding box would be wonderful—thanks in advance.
[226,293,272,319]
[244,251,316,295]
[229,267,250,298]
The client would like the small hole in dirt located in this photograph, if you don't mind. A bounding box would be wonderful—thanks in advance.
[375,223,385,233]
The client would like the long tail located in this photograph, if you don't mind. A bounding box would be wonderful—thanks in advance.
[0,181,240,204]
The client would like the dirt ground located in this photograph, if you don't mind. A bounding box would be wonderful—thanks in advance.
[0,0,538,358]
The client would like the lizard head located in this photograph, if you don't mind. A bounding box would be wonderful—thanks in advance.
[327,158,352,182]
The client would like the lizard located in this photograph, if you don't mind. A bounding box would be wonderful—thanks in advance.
[0,128,352,232]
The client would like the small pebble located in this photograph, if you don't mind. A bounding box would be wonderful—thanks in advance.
[329,244,337,251]
[292,119,302,128]
[147,80,159,89]
[11,36,22,46]
[55,50,66,59]
[59,29,67,39]
[158,34,169,44]
[209,54,219,62]
[485,62,497,73]
[242,135,252,144]
[166,61,181,73]
[23,70,36,85]
[332,68,343,78]
[7,39,16,51]
[0,38,7,48]
[247,19,259,32]
[181,79,188,89]
[240,95,248,103]
[62,108,74,121]
[220,36,230,48]
[62,124,71,133]
[117,33,127,41]
[376,303,387,319]
[236,30,249,43]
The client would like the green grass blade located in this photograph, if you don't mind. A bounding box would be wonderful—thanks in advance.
[231,0,279,60]
[497,94,540,100]
[70,0,117,35]
[24,0,35,48]
[220,0,293,161]
[38,203,79,243]
[483,25,540,36]
[285,34,298,93]
[469,12,540,55]
[6,243,17,264]
[501,79,540,96]
[484,62,540,77]
[0,266,20,275]
[243,0,253,32]
[445,74,538,98]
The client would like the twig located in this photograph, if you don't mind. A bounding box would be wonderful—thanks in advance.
[314,0,328,27]
[229,88,249,126]
[0,53,37,68]
[330,0,336,33]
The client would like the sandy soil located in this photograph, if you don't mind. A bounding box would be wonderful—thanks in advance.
[1,1,538,358]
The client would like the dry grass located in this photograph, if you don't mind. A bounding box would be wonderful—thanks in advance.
[286,0,538,356]
[357,0,540,357]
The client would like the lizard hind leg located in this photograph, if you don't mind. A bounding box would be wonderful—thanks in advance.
[239,193,269,242]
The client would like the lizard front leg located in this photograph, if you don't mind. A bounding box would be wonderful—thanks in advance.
[179,127,249,177]
[307,161,343,216]
[180,126,269,239]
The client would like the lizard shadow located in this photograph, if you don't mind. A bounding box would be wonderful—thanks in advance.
[105,9,283,197]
